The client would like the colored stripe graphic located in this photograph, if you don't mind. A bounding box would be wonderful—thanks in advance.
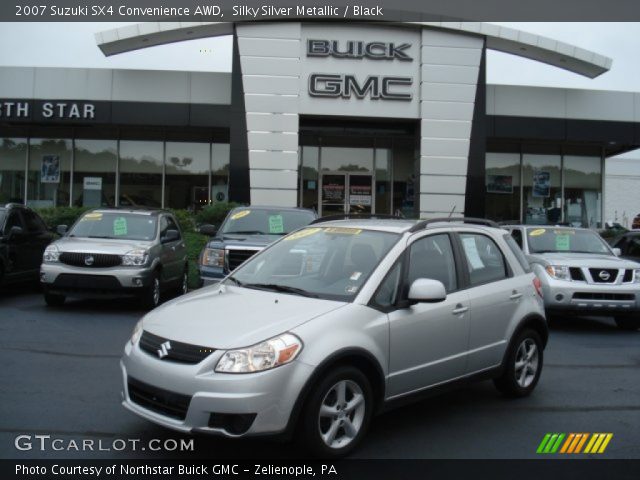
[538,433,613,454]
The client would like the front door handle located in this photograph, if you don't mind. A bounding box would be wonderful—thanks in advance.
[510,291,523,300]
[452,304,469,315]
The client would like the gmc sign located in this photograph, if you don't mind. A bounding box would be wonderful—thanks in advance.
[309,74,412,101]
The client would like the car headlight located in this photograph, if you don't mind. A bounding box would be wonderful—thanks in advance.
[130,320,144,345]
[545,265,570,281]
[43,244,60,263]
[201,248,225,268]
[215,333,303,373]
[634,269,640,283]
[122,249,148,266]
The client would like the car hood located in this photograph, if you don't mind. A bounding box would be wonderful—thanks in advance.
[54,236,153,255]
[142,285,347,349]
[528,252,640,268]
[207,233,283,249]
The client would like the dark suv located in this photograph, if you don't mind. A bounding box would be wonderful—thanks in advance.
[198,206,317,286]
[0,204,53,286]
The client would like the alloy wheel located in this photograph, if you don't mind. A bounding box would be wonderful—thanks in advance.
[152,278,160,306]
[514,338,539,388]
[317,380,366,449]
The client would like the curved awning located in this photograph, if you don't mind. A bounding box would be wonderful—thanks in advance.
[95,21,611,78]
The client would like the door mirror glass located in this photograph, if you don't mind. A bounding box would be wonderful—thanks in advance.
[612,247,621,257]
[8,225,23,238]
[408,278,447,303]
[199,224,217,237]
[56,225,68,236]
[162,229,180,244]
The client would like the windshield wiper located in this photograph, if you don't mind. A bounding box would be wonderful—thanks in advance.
[242,283,318,298]
[225,230,266,235]
[226,277,244,287]
[86,235,114,239]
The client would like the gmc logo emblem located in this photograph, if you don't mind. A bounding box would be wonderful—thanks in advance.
[307,40,413,61]
[309,74,412,101]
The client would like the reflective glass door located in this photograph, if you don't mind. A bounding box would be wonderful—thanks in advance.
[320,173,373,216]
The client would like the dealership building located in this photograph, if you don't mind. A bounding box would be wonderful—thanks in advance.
[1,21,640,227]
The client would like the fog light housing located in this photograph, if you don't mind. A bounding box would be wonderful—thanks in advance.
[555,293,564,302]
[208,413,257,435]
[132,277,143,286]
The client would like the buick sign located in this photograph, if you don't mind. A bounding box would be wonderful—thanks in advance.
[307,40,413,61]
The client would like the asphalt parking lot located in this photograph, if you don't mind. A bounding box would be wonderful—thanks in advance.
[1,286,639,460]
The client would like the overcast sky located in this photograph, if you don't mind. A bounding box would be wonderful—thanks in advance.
[1,22,639,92]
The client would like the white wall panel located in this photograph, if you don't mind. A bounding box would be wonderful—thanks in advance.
[251,188,298,206]
[421,119,472,139]
[246,113,298,132]
[248,132,298,151]
[248,150,299,170]
[420,175,467,195]
[249,169,298,189]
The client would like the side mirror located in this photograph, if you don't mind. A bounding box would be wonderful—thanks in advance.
[612,247,622,257]
[56,225,68,236]
[162,229,180,244]
[408,278,447,304]
[8,225,23,239]
[199,224,217,237]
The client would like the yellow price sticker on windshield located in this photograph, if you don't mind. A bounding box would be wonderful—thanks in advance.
[324,227,362,235]
[284,227,322,241]
[230,210,251,220]
[81,212,102,221]
[529,228,546,237]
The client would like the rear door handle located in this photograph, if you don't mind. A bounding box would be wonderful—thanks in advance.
[510,291,523,300]
[452,304,469,315]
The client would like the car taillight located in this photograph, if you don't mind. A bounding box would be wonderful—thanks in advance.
[533,276,543,298]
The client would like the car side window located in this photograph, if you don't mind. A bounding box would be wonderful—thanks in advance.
[165,216,181,239]
[21,209,47,233]
[405,234,457,294]
[4,211,23,234]
[510,229,523,249]
[460,233,508,286]
[373,261,402,308]
[626,236,640,257]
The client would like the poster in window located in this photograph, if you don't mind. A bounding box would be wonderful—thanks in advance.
[486,175,513,194]
[532,170,550,198]
[41,155,60,184]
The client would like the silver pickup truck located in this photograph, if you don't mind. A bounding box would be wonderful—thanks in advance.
[505,225,640,331]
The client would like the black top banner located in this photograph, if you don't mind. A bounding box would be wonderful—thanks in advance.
[4,0,640,22]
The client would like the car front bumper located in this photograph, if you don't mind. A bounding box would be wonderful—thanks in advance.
[197,265,225,287]
[541,276,640,315]
[120,339,313,437]
[40,263,154,297]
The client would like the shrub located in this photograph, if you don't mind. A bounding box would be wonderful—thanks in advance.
[194,202,240,227]
[34,206,91,230]
[168,209,196,234]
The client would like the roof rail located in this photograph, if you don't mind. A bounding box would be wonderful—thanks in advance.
[3,202,25,209]
[408,217,500,233]
[496,220,521,226]
[310,213,405,225]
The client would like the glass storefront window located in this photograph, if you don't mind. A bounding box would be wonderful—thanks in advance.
[321,147,373,172]
[73,139,117,208]
[392,140,416,217]
[0,138,27,204]
[165,142,210,211]
[27,138,71,207]
[485,152,521,222]
[522,153,562,225]
[119,140,163,208]
[300,146,319,211]
[563,155,602,228]
[211,143,230,204]
[375,148,391,214]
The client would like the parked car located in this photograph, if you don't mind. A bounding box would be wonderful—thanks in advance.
[197,206,317,286]
[505,225,640,330]
[40,208,188,309]
[122,217,547,457]
[610,231,640,262]
[0,203,53,286]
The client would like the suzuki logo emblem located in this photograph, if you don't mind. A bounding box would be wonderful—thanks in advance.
[157,341,171,359]
[84,255,94,266]
[598,270,611,281]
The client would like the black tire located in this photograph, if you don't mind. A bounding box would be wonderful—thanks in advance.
[44,292,65,307]
[494,328,543,398]
[141,272,161,310]
[298,366,373,458]
[614,316,640,331]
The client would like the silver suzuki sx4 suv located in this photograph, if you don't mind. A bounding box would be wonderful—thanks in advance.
[122,217,547,457]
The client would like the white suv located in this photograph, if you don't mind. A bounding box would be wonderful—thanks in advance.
[122,217,547,457]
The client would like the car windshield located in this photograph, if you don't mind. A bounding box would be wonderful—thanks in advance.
[221,208,316,236]
[526,227,611,255]
[228,226,400,301]
[68,212,157,241]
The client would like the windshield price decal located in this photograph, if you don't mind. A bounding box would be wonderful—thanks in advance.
[268,215,284,234]
[230,210,251,220]
[284,227,323,241]
[113,217,128,236]
[529,228,546,236]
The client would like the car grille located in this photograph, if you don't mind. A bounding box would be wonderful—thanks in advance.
[127,377,191,421]
[569,268,585,281]
[589,268,619,283]
[59,252,122,268]
[623,269,634,283]
[139,331,215,364]
[573,292,635,301]
[53,274,121,290]
[227,249,260,271]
